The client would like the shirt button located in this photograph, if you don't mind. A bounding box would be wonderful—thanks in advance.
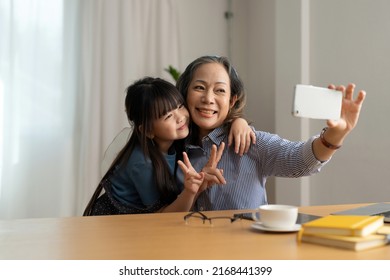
[200,206,204,211]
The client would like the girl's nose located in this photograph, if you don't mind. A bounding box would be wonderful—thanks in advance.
[175,111,185,123]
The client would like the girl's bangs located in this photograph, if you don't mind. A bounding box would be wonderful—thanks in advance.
[152,90,184,119]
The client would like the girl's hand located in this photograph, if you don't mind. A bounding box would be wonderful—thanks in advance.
[228,118,256,156]
[177,152,205,195]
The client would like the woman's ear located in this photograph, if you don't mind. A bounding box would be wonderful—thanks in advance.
[230,95,238,109]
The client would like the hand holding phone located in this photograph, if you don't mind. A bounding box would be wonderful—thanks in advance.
[292,84,342,120]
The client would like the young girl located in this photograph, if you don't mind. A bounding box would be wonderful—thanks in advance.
[83,77,248,216]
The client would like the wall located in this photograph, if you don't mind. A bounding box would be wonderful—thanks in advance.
[308,0,390,205]
[176,0,229,71]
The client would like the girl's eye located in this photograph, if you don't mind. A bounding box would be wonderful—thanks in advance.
[160,111,173,121]
[178,104,184,109]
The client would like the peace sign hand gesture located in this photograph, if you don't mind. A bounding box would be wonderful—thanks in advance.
[201,142,226,189]
[177,152,205,195]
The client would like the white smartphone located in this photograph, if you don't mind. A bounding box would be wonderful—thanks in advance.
[292,84,342,120]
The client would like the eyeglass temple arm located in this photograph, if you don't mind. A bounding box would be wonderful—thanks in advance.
[184,211,209,221]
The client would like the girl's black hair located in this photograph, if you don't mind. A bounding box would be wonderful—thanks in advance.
[83,77,185,215]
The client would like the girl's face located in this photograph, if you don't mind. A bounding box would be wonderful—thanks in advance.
[186,63,237,139]
[151,104,190,153]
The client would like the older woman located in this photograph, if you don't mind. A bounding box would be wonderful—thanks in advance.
[176,55,366,211]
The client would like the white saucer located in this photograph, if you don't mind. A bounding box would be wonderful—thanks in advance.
[251,222,301,232]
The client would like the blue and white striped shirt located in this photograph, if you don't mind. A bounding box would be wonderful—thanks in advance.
[184,126,327,211]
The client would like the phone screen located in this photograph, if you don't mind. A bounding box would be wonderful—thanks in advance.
[295,213,321,224]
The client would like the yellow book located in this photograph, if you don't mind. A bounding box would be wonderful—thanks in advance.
[300,215,384,237]
[377,225,390,235]
[299,232,389,251]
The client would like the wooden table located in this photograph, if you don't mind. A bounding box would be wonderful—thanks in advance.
[1,203,390,260]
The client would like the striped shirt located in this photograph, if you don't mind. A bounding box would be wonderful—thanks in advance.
[184,126,328,211]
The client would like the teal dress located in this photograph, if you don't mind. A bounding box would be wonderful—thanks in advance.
[91,145,182,215]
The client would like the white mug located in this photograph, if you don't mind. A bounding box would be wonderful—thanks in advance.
[252,204,298,228]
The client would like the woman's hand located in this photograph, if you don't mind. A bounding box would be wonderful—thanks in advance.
[312,83,366,161]
[327,83,366,133]
[228,118,256,156]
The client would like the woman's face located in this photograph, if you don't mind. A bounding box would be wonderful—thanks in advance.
[186,63,236,139]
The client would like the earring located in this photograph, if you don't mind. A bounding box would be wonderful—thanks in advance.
[147,135,155,146]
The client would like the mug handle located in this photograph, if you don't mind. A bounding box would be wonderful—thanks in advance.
[252,211,260,221]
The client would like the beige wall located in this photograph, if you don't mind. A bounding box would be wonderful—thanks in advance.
[308,0,390,205]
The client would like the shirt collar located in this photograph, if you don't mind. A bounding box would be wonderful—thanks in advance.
[207,126,227,145]
[185,125,228,149]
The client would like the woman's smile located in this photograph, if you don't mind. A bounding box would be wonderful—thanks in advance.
[196,107,217,117]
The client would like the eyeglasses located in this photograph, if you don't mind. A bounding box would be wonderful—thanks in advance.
[184,211,251,226]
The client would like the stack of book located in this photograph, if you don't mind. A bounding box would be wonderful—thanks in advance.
[297,215,390,251]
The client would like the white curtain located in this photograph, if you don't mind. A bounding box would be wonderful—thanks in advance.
[0,0,180,219]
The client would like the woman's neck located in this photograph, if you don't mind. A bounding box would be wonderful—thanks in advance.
[199,128,212,142]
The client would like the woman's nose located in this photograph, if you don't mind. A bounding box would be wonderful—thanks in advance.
[201,89,214,104]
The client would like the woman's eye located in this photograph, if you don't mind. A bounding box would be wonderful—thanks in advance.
[194,85,205,90]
